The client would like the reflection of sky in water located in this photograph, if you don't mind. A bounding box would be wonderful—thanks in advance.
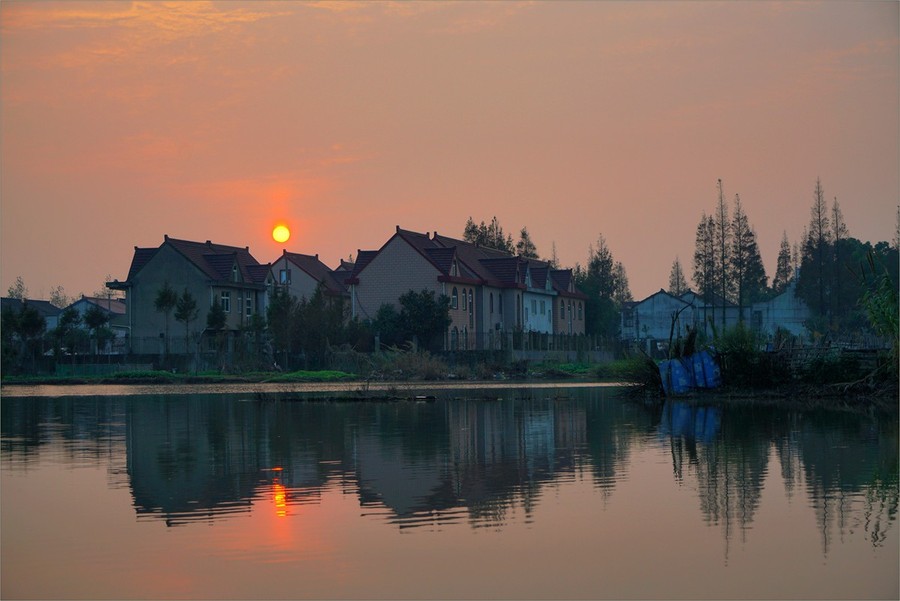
[1,386,896,599]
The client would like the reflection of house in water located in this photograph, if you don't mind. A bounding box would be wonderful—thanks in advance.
[126,398,266,526]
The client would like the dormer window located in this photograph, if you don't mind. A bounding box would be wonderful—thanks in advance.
[232,264,239,282]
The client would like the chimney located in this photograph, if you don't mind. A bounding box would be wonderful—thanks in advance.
[396,225,400,233]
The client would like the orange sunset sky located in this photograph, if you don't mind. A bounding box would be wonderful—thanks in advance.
[1,1,897,301]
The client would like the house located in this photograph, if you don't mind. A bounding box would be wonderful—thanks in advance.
[68,295,129,353]
[345,226,586,351]
[620,289,694,352]
[1,297,63,331]
[270,250,350,313]
[108,235,274,354]
[678,290,741,335]
[750,277,810,339]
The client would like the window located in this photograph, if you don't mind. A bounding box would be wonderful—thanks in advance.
[463,327,468,350]
[540,300,546,315]
[451,287,458,310]
[462,288,467,311]
[560,300,565,319]
[246,294,253,316]
[578,302,583,321]
[279,269,291,285]
[531,299,537,315]
[468,290,474,327]
[232,265,239,282]
[490,293,494,313]
[450,327,459,350]
[221,291,231,313]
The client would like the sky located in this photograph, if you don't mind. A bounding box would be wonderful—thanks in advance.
[2,1,897,302]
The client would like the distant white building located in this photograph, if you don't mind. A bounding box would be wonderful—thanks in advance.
[750,276,810,339]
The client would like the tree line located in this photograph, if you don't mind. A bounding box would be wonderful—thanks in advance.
[676,177,898,339]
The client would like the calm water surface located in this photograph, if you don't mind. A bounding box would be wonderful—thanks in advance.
[1,384,897,599]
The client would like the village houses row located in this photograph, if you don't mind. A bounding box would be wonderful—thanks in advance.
[6,226,811,356]
[104,226,588,354]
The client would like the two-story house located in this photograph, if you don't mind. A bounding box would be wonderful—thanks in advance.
[345,226,586,351]
[270,250,350,314]
[108,235,273,354]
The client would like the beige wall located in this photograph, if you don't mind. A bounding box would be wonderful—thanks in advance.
[127,245,266,352]
[271,256,320,302]
[353,237,442,321]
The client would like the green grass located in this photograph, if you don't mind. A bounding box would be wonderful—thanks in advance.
[1,369,358,385]
[261,370,357,383]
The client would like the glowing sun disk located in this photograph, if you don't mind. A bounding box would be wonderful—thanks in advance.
[273,225,290,244]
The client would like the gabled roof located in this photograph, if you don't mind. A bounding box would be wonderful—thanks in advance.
[281,251,346,295]
[127,247,158,281]
[121,236,268,286]
[431,232,515,286]
[680,290,736,308]
[635,289,692,307]
[479,256,524,287]
[1,297,63,318]
[73,296,127,315]
[348,250,378,281]
[423,247,457,275]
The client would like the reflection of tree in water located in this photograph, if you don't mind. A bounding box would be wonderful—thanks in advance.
[661,403,771,559]
[797,411,899,554]
[659,400,899,557]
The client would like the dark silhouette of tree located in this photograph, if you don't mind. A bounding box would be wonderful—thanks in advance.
[49,285,70,308]
[54,306,85,358]
[174,288,198,355]
[206,299,227,362]
[713,179,732,328]
[772,231,793,295]
[729,194,767,319]
[398,289,451,353]
[83,304,111,355]
[575,234,631,337]
[515,227,539,258]
[548,241,560,268]
[463,216,514,254]
[668,256,688,296]
[2,302,46,373]
[612,261,632,304]
[798,177,833,321]
[266,287,300,368]
[7,276,27,300]
[692,211,716,325]
[154,281,178,356]
[830,197,849,322]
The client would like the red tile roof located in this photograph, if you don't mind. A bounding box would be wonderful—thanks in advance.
[121,236,269,286]
[282,251,346,295]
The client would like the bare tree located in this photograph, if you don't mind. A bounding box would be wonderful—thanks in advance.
[7,276,27,300]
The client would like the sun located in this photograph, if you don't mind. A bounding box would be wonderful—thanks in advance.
[272,224,290,244]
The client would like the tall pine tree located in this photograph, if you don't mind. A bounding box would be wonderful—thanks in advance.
[668,257,688,296]
[729,194,767,320]
[713,179,732,328]
[772,231,793,295]
[797,177,832,318]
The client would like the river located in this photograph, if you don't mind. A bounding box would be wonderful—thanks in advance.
[1,383,897,599]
